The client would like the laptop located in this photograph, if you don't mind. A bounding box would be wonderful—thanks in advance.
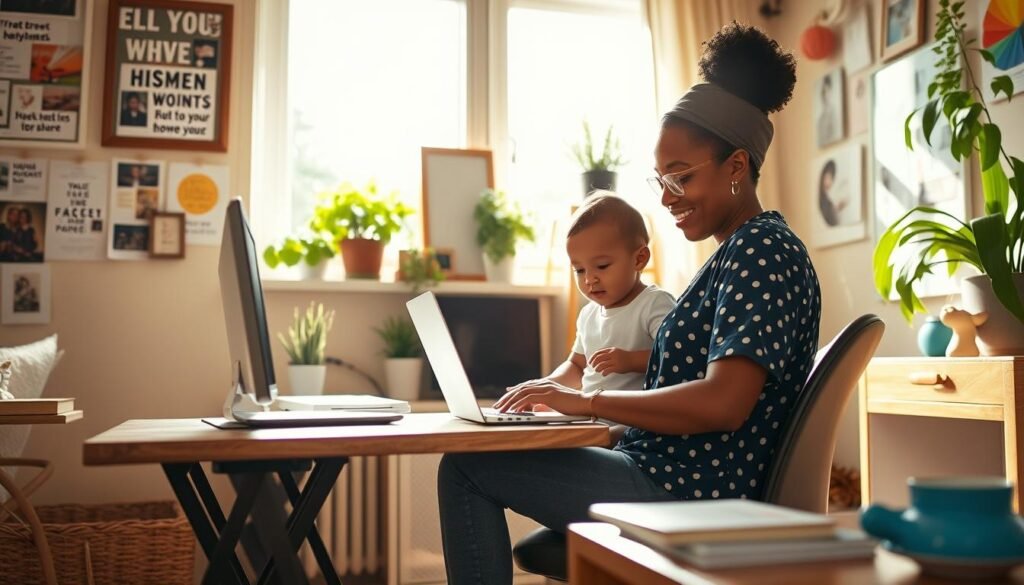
[406,292,590,424]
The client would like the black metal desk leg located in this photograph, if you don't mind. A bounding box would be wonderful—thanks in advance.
[278,462,345,585]
[203,472,267,585]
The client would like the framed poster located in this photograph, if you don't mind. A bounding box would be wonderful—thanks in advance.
[101,0,233,151]
[880,0,924,62]
[979,0,1024,102]
[0,0,93,148]
[421,147,493,281]
[810,143,866,249]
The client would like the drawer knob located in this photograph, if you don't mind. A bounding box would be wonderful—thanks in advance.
[908,371,951,386]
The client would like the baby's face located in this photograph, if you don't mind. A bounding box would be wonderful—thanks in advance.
[567,221,643,309]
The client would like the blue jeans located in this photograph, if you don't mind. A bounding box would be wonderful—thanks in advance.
[437,447,675,585]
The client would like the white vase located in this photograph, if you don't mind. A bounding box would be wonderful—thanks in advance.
[288,364,327,395]
[483,255,514,282]
[297,261,328,280]
[960,273,1024,356]
[384,358,423,401]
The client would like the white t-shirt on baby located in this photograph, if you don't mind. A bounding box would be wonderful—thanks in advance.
[572,284,676,393]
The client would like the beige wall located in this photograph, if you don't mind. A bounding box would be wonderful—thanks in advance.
[764,0,1024,478]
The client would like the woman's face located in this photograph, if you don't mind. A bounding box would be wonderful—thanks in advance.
[5,208,17,226]
[654,125,738,242]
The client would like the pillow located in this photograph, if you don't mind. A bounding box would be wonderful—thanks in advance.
[0,335,61,497]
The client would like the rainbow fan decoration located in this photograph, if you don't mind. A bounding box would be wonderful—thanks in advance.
[983,0,1024,70]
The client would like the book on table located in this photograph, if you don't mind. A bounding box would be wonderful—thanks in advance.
[668,527,877,569]
[588,499,837,547]
[0,398,75,416]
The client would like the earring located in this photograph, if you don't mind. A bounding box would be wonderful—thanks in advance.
[731,180,740,196]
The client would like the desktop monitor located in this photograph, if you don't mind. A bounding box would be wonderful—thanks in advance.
[219,198,277,405]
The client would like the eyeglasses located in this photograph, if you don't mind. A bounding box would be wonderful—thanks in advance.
[646,159,713,197]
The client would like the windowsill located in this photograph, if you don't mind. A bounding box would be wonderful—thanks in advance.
[262,278,564,297]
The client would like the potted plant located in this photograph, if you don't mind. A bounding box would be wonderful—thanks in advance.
[473,189,535,282]
[263,234,336,279]
[278,302,335,395]
[310,181,413,280]
[873,0,1024,355]
[397,248,446,293]
[374,315,422,401]
[571,120,626,196]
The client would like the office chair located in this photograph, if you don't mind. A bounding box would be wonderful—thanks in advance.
[512,314,885,581]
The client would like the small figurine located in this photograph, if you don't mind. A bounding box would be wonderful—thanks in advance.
[939,305,988,357]
[0,360,13,400]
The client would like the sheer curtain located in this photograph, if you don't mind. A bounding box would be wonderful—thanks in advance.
[644,0,781,293]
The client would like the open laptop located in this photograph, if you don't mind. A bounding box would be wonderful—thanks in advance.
[406,291,590,424]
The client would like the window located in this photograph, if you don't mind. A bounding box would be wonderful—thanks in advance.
[253,0,656,282]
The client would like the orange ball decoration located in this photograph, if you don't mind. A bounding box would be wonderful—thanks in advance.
[801,24,836,60]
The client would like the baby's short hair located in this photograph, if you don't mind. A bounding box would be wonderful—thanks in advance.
[567,192,649,248]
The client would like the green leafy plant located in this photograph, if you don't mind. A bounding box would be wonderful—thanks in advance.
[570,120,626,172]
[262,235,336,268]
[374,316,421,358]
[310,181,413,245]
[399,248,446,293]
[873,0,1024,323]
[278,302,335,365]
[474,189,535,264]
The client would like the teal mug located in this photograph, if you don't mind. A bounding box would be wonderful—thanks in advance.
[862,477,1024,576]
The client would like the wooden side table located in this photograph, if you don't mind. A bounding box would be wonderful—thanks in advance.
[0,410,84,585]
[860,356,1023,510]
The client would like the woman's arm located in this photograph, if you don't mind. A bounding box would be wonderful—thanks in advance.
[495,355,767,436]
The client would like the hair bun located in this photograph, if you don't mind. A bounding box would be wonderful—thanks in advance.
[698,22,796,114]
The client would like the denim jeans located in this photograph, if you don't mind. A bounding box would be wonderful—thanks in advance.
[437,447,675,585]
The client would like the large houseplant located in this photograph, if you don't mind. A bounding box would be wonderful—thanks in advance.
[310,181,413,280]
[278,302,335,395]
[571,120,626,196]
[873,0,1024,354]
[473,189,534,282]
[374,316,422,401]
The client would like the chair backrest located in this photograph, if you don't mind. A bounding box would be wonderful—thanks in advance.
[761,314,885,513]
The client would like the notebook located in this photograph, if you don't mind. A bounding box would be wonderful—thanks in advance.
[588,499,836,548]
[668,528,877,569]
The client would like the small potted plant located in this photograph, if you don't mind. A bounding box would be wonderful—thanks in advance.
[473,189,535,282]
[310,181,413,280]
[571,120,626,196]
[263,234,336,279]
[374,315,422,401]
[397,248,446,293]
[278,302,335,395]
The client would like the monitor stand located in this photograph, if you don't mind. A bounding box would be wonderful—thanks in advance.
[223,361,268,421]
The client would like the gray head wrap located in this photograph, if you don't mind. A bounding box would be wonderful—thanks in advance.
[663,83,774,169]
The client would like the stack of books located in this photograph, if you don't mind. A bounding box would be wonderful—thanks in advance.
[589,499,877,569]
[0,398,80,422]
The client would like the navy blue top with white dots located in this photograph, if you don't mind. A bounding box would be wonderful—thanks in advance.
[614,211,822,500]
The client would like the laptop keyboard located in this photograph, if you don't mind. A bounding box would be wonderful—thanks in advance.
[482,407,534,417]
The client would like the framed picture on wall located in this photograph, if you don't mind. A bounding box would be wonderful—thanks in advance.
[810,143,866,249]
[1,263,51,325]
[421,147,493,281]
[149,211,185,258]
[0,0,94,148]
[880,0,924,62]
[871,45,968,298]
[101,0,233,151]
[978,0,1024,102]
[814,68,845,148]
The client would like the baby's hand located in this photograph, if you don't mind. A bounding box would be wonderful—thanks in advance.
[589,347,632,375]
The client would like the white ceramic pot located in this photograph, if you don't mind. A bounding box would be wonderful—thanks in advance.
[384,358,423,401]
[297,261,328,280]
[483,255,514,282]
[960,273,1024,356]
[288,364,327,395]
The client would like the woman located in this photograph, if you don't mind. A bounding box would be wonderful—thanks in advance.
[438,23,821,585]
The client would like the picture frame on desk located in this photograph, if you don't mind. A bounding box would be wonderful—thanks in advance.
[101,0,233,151]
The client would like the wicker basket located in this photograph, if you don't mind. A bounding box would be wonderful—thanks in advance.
[0,501,194,585]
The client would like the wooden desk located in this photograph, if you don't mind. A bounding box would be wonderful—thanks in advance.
[84,413,609,585]
[860,356,1024,510]
[1,409,83,585]
[567,522,1024,584]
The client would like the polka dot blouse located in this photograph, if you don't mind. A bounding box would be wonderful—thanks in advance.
[615,211,822,500]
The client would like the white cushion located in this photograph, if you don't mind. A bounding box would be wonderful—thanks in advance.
[0,335,61,497]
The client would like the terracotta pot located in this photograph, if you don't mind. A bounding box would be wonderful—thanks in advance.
[960,273,1024,356]
[340,238,384,280]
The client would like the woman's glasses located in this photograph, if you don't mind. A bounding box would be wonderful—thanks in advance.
[646,159,712,197]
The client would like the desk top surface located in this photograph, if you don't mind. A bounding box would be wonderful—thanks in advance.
[83,412,609,466]
[568,522,1024,585]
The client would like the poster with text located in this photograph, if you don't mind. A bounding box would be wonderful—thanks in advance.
[0,157,47,201]
[0,0,91,147]
[102,0,232,151]
[45,160,107,260]
[166,162,227,245]
[108,158,164,259]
